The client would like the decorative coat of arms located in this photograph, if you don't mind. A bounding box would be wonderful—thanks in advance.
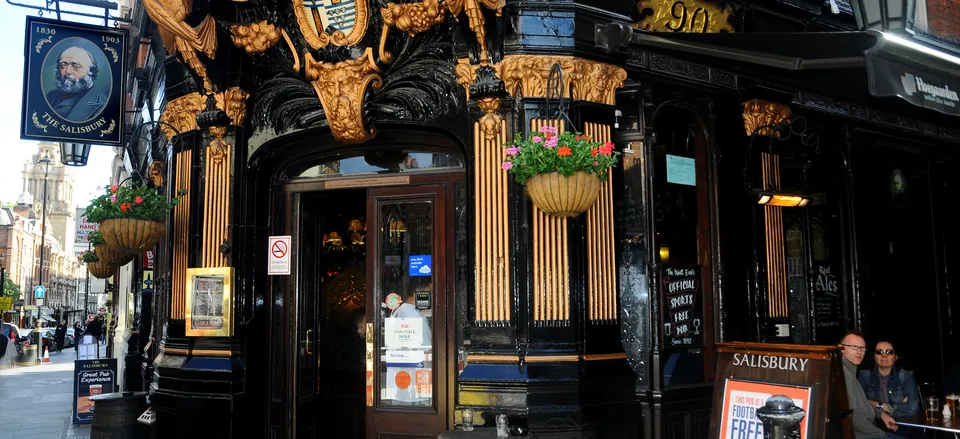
[294,0,368,48]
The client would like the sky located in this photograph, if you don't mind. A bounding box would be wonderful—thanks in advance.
[0,1,117,209]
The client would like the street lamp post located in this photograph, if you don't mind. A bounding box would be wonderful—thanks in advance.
[1,252,6,299]
[36,155,50,363]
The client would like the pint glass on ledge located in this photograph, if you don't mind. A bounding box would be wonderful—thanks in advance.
[926,396,941,421]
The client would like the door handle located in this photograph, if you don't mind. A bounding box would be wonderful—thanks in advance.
[305,329,313,355]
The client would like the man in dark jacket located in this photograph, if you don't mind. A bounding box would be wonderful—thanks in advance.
[841,330,899,438]
[54,319,67,353]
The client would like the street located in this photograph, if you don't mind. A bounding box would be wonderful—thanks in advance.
[0,344,106,439]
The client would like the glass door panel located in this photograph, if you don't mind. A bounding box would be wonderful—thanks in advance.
[377,199,435,409]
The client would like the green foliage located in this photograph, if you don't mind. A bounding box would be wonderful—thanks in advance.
[88,230,105,246]
[501,126,621,185]
[79,250,99,264]
[2,278,21,300]
[84,184,186,223]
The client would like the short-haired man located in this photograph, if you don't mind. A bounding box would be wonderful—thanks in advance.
[45,46,107,121]
[841,330,898,438]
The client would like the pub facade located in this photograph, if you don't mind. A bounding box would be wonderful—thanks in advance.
[111,0,960,437]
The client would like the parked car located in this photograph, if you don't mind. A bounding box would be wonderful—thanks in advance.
[26,328,54,353]
[0,322,23,355]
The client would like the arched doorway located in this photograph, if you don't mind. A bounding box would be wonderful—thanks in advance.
[265,141,465,439]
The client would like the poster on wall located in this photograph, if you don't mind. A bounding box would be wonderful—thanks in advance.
[812,261,842,338]
[21,16,126,145]
[661,265,704,347]
[72,358,117,424]
[717,379,812,439]
[185,267,234,337]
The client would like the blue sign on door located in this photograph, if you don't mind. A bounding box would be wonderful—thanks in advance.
[34,286,45,298]
[409,255,432,277]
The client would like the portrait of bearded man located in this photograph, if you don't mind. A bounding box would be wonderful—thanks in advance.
[44,45,108,122]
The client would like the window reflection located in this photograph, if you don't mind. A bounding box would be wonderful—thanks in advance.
[298,153,463,179]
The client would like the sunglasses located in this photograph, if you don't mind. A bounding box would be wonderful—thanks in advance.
[875,349,895,356]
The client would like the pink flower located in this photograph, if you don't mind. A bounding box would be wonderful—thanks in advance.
[544,137,558,148]
[501,161,513,170]
[504,147,520,156]
[532,136,543,144]
[110,195,117,203]
[539,125,557,135]
[134,196,143,205]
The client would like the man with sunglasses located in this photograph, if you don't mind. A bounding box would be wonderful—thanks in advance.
[858,339,921,438]
[840,330,899,438]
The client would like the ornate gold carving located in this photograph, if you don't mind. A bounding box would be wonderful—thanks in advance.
[497,56,626,105]
[31,112,48,132]
[294,0,369,50]
[380,0,447,63]
[447,0,505,63]
[99,119,117,137]
[634,0,735,33]
[103,44,119,62]
[476,97,502,141]
[742,99,792,137]
[35,36,53,53]
[381,0,504,63]
[148,161,165,188]
[229,20,282,54]
[159,87,251,139]
[281,29,301,72]
[143,0,218,91]
[305,48,383,144]
[207,126,230,164]
[222,88,251,126]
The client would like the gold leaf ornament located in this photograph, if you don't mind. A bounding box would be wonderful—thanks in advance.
[143,0,218,91]
[31,112,48,132]
[35,36,53,53]
[229,20,282,54]
[634,0,735,33]
[305,48,383,144]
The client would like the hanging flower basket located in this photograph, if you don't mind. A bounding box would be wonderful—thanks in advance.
[502,126,620,218]
[99,218,165,253]
[94,242,135,266]
[83,184,184,253]
[86,258,115,279]
[525,171,602,218]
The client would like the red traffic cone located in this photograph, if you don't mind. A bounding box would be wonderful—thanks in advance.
[42,346,50,363]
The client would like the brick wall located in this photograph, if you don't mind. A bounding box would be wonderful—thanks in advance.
[925,0,960,43]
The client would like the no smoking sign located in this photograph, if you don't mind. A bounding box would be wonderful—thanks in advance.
[268,235,291,275]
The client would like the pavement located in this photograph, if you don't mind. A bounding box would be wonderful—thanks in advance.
[0,343,108,439]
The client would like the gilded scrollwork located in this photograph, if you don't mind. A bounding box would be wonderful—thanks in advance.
[743,99,792,137]
[634,0,735,33]
[293,0,369,50]
[496,55,626,105]
[305,48,383,143]
[143,0,218,91]
[476,97,502,141]
[379,0,447,63]
[381,0,504,63]
[148,161,165,188]
[229,20,282,54]
[158,87,251,139]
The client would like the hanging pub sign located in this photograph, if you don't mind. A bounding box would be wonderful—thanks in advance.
[21,16,126,145]
[661,265,704,348]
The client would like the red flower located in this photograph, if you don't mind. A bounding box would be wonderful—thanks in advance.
[544,133,554,140]
[591,147,599,157]
[134,196,143,205]
[120,203,131,213]
[110,185,118,194]
[599,141,614,155]
[557,147,572,157]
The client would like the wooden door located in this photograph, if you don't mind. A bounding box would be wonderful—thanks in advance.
[295,199,322,438]
[365,184,451,438]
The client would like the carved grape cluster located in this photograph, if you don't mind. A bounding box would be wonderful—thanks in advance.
[383,0,446,35]
[230,21,282,54]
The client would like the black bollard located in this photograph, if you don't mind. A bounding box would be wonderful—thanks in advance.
[756,395,806,439]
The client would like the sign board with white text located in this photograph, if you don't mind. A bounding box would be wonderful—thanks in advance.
[268,236,291,275]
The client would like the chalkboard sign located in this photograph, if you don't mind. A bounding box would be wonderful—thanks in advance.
[73,358,117,424]
[813,262,842,336]
[662,265,704,347]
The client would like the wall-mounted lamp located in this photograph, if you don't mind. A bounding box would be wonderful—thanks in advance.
[755,191,809,207]
[659,245,670,264]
